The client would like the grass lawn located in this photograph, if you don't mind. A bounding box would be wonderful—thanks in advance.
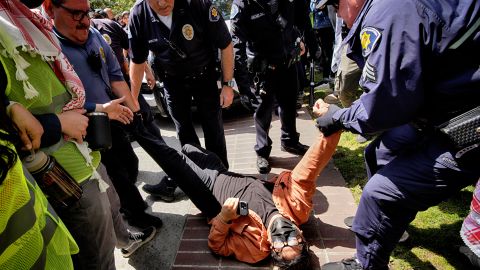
[305,84,475,269]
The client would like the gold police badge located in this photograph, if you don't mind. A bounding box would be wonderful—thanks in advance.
[182,24,194,40]
[102,34,112,45]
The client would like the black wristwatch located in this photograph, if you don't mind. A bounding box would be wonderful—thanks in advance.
[222,80,235,87]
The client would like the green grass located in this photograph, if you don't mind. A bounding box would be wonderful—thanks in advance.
[305,85,475,269]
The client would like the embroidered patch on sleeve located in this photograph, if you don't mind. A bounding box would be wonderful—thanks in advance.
[360,27,381,57]
[362,61,377,83]
[209,5,220,22]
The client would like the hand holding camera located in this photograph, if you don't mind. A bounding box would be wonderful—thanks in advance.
[219,198,249,223]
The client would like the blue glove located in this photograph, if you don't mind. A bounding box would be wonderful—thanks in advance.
[315,104,343,136]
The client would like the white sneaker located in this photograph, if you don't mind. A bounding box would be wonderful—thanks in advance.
[120,226,156,258]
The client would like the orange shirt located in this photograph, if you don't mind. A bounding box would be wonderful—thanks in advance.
[208,132,341,263]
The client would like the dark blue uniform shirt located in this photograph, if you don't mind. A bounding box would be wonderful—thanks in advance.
[128,0,231,76]
[230,0,302,67]
[333,0,480,134]
[91,18,129,68]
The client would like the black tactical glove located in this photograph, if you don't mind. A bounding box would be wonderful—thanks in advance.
[315,104,343,136]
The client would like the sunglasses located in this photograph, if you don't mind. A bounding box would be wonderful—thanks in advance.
[56,3,93,22]
[272,236,304,254]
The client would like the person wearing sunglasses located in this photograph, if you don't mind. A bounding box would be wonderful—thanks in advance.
[314,0,480,269]
[127,0,234,183]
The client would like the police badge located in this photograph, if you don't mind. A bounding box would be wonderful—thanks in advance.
[182,24,194,40]
[102,34,112,45]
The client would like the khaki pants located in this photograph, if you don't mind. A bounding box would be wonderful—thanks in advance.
[334,46,362,107]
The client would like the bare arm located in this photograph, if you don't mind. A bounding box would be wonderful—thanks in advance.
[129,61,147,109]
[110,80,140,113]
[220,42,234,108]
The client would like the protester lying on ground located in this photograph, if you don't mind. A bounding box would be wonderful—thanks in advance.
[460,178,480,268]
[135,98,341,267]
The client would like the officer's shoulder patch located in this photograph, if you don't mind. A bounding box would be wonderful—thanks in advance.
[360,26,381,57]
[361,61,377,83]
[209,5,220,22]
[230,4,239,20]
[101,34,112,45]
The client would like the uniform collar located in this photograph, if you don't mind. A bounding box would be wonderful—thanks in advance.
[52,26,93,48]
[343,0,373,66]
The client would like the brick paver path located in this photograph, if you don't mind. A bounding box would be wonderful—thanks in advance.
[172,107,357,269]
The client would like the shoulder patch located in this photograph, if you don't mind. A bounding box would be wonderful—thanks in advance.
[361,61,377,83]
[209,5,220,22]
[230,4,239,20]
[360,27,381,57]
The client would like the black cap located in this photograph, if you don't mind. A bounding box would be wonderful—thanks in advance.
[315,0,338,10]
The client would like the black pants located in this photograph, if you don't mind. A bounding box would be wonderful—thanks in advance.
[254,64,300,158]
[162,69,229,168]
[101,121,145,214]
[101,95,163,215]
[314,27,335,78]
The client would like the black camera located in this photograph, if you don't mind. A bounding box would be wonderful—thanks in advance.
[237,201,249,216]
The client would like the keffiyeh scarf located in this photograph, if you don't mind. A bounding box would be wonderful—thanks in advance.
[0,0,85,111]
[461,179,480,257]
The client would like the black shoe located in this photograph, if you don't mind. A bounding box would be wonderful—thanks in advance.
[322,257,363,270]
[257,156,271,174]
[120,226,156,258]
[142,176,176,202]
[126,212,163,229]
[281,142,309,155]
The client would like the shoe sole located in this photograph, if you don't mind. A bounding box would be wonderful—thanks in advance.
[121,227,157,258]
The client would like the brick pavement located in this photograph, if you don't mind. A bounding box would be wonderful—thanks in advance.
[172,107,357,269]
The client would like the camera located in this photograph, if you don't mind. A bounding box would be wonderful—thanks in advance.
[237,201,249,216]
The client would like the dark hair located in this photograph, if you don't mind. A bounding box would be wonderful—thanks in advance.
[270,242,311,270]
[0,100,19,185]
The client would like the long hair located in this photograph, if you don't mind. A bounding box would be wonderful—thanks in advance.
[0,99,19,185]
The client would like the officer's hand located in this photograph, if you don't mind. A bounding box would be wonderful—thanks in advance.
[220,86,234,108]
[218,197,240,223]
[57,109,89,144]
[102,96,134,125]
[9,103,44,151]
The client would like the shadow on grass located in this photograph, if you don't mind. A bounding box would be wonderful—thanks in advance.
[393,220,471,269]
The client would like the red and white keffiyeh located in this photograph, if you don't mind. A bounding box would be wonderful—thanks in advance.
[0,0,85,111]
[461,179,480,257]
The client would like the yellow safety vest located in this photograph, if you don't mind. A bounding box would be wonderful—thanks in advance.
[0,140,79,270]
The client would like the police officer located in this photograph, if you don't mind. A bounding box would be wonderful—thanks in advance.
[230,0,311,174]
[128,0,234,175]
[313,0,480,269]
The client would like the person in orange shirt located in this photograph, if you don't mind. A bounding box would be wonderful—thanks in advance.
[152,99,341,268]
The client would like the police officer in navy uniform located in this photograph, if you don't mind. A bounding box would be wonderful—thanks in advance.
[313,0,480,269]
[230,0,310,174]
[128,0,234,197]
